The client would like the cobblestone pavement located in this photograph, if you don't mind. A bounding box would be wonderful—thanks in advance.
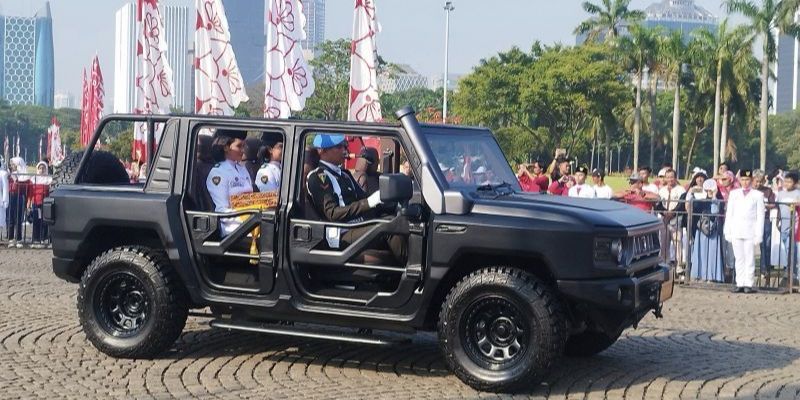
[2,249,799,399]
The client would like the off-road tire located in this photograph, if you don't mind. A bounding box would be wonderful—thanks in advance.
[438,267,566,392]
[78,246,188,358]
[564,329,620,357]
[51,150,129,189]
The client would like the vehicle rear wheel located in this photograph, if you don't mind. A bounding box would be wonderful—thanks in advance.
[438,267,566,392]
[78,246,188,358]
[564,329,620,357]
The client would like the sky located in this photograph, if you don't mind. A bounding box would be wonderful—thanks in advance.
[2,0,732,108]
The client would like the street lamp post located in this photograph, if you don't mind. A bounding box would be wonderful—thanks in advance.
[443,1,454,123]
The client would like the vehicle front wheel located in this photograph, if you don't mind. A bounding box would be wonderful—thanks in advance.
[564,329,620,357]
[78,246,188,358]
[438,267,566,392]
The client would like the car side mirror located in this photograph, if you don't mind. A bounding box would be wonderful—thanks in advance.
[380,174,413,204]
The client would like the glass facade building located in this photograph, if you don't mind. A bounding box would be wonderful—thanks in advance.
[643,0,717,37]
[301,0,326,54]
[0,2,54,107]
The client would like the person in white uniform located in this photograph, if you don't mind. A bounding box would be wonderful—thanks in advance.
[591,169,613,199]
[567,166,596,198]
[206,129,254,237]
[0,157,8,231]
[724,169,765,293]
[255,141,283,193]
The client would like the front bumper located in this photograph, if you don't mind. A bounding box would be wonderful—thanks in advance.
[557,263,673,312]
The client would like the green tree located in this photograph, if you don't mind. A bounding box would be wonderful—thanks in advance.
[660,29,687,170]
[380,87,443,117]
[574,0,646,43]
[725,0,800,170]
[618,24,658,171]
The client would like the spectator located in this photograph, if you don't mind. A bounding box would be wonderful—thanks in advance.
[753,169,777,275]
[613,174,660,212]
[352,147,380,195]
[655,167,669,190]
[517,161,548,193]
[639,166,659,194]
[255,140,284,194]
[689,179,725,282]
[400,159,411,177]
[0,158,7,234]
[29,162,52,248]
[659,168,686,265]
[591,169,613,199]
[7,157,30,248]
[567,166,595,198]
[717,170,737,200]
[724,170,765,294]
[775,171,800,277]
[548,157,573,195]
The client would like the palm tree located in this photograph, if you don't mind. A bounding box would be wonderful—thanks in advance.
[574,0,646,43]
[720,38,760,163]
[693,20,752,173]
[619,24,658,172]
[725,0,800,170]
[646,26,665,169]
[660,30,687,172]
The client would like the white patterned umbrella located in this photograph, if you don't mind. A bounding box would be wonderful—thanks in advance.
[264,0,315,118]
[194,0,249,117]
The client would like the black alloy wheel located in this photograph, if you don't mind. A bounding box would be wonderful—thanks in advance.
[461,296,530,369]
[95,271,151,337]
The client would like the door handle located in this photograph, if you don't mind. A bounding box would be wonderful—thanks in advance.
[192,215,212,233]
[293,224,312,241]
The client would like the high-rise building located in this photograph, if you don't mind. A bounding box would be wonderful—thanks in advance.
[222,0,266,86]
[0,2,55,107]
[54,91,75,109]
[301,0,326,53]
[114,3,136,113]
[379,64,428,94]
[774,13,800,114]
[114,2,191,113]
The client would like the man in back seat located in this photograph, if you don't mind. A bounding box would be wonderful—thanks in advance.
[305,134,405,264]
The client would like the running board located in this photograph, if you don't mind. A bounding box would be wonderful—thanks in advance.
[209,319,409,346]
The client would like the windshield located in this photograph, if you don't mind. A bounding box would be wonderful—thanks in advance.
[422,127,520,191]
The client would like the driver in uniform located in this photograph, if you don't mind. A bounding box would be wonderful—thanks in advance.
[305,134,406,263]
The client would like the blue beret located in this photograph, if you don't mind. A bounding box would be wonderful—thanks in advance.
[313,134,346,149]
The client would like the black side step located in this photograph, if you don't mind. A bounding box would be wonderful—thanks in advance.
[209,319,410,346]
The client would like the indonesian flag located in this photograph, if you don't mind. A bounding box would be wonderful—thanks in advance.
[15,133,20,157]
[194,0,249,118]
[264,0,315,118]
[80,68,90,147]
[47,117,65,166]
[348,0,382,123]
[89,55,105,143]
[3,135,8,163]
[133,0,175,162]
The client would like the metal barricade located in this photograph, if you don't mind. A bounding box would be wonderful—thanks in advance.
[650,197,798,294]
[1,172,52,249]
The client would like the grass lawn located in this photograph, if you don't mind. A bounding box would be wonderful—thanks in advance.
[603,175,687,192]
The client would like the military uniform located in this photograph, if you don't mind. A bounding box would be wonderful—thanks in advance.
[255,161,282,193]
[724,170,765,291]
[207,159,253,236]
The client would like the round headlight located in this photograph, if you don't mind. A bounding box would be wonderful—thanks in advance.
[610,239,624,264]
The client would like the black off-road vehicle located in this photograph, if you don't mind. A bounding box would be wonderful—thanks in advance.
[46,107,672,392]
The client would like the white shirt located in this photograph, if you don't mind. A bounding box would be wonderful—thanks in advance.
[659,184,686,211]
[775,189,800,233]
[643,182,659,194]
[593,184,613,199]
[255,161,282,193]
[724,188,765,243]
[568,183,596,198]
[207,159,253,236]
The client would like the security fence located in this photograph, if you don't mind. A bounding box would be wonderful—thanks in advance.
[649,198,797,294]
[1,173,52,249]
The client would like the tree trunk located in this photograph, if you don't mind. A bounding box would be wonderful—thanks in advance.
[649,74,658,169]
[760,51,769,171]
[672,79,680,174]
[604,122,611,175]
[685,128,700,179]
[712,60,722,175]
[720,104,729,163]
[634,72,642,172]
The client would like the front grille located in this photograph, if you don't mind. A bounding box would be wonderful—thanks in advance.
[630,232,660,262]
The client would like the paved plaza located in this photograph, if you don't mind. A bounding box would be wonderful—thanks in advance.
[1,249,799,399]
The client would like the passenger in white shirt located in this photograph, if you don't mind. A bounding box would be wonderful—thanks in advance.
[255,142,283,193]
[639,166,659,194]
[591,169,613,199]
[567,166,596,198]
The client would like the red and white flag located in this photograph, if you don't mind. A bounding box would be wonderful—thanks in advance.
[15,133,20,158]
[80,68,90,147]
[348,0,382,123]
[3,135,8,163]
[264,0,315,118]
[133,0,174,162]
[89,55,105,143]
[195,0,249,118]
[47,116,64,166]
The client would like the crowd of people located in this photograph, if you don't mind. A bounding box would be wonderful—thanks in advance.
[0,156,53,248]
[515,153,800,292]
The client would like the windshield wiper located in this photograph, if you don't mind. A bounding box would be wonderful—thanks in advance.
[476,181,516,196]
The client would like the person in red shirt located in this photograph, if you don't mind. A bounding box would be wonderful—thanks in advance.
[29,162,52,248]
[517,161,548,193]
[613,174,660,212]
[547,158,574,195]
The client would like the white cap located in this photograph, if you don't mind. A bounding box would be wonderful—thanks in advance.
[473,166,487,174]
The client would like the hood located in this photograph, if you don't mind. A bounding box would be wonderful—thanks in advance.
[469,192,660,233]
